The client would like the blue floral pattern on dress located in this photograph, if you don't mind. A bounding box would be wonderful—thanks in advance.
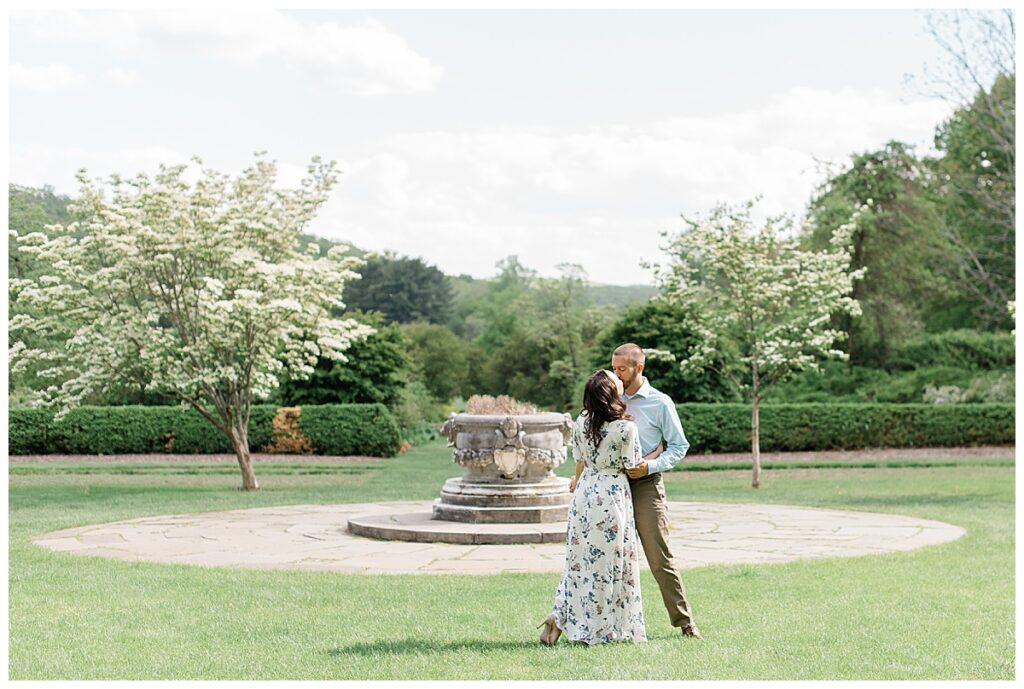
[550,413,646,644]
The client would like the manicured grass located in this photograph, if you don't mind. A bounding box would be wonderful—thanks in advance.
[8,441,1015,680]
[678,457,1014,471]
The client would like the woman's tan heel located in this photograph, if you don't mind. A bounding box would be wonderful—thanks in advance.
[538,613,561,645]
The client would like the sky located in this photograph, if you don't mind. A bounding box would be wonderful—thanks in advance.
[9,7,964,285]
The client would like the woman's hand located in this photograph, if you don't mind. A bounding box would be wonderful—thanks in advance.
[569,476,577,492]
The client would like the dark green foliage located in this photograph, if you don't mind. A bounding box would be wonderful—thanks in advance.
[766,360,889,403]
[589,299,738,403]
[802,142,951,366]
[888,329,1014,371]
[402,322,469,401]
[273,316,410,409]
[679,403,1014,453]
[475,329,564,408]
[932,73,1015,329]
[7,408,51,455]
[344,253,453,325]
[8,404,400,457]
[297,403,402,456]
[768,357,1014,404]
[451,257,611,411]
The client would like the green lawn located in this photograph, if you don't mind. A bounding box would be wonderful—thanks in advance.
[8,441,1015,680]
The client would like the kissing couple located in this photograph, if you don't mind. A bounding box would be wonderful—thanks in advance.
[538,343,701,645]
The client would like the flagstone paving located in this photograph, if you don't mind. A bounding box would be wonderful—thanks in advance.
[31,501,966,575]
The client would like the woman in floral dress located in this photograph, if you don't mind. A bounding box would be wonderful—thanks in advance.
[538,369,651,645]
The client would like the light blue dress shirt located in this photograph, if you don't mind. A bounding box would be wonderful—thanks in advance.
[621,377,689,475]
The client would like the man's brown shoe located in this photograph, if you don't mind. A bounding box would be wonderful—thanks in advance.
[681,623,703,640]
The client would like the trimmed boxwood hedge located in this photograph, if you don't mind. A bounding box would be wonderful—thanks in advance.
[9,402,1010,456]
[297,404,402,457]
[8,403,401,457]
[679,403,1015,453]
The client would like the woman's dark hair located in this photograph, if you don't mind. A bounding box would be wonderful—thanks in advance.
[582,370,628,450]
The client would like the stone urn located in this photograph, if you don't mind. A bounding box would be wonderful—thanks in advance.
[435,412,573,523]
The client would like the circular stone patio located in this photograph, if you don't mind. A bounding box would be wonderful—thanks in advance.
[31,501,965,575]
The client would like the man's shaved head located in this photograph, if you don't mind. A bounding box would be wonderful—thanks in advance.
[612,343,645,366]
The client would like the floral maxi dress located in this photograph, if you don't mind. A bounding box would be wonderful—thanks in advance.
[550,414,646,644]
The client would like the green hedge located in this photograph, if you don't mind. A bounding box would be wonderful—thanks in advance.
[296,404,402,457]
[8,403,401,457]
[10,402,1011,456]
[679,403,1015,453]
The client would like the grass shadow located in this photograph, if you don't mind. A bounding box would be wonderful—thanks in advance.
[327,638,540,656]
[327,632,683,657]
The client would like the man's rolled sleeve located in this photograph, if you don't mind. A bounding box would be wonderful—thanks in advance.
[646,398,689,475]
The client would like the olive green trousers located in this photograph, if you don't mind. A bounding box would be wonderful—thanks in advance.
[629,472,695,627]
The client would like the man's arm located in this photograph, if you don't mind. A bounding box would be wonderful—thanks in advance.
[645,398,689,474]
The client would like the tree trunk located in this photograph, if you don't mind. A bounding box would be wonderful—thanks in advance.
[228,424,259,491]
[751,395,761,489]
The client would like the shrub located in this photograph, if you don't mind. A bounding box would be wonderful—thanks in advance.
[963,371,1015,403]
[888,329,1015,371]
[769,362,1013,404]
[678,403,1014,453]
[393,381,447,444]
[296,404,402,456]
[8,404,400,457]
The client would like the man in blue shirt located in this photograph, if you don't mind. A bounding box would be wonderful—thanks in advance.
[612,342,701,640]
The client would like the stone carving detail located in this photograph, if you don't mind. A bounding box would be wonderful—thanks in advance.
[493,416,527,478]
[439,411,571,479]
[557,413,572,444]
[441,414,460,446]
[451,448,494,467]
[525,447,563,470]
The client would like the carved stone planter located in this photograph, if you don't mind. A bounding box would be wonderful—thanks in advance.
[434,412,573,524]
[346,410,575,544]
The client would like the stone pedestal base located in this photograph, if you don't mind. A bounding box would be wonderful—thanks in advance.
[432,476,571,523]
[347,476,573,544]
[346,511,568,545]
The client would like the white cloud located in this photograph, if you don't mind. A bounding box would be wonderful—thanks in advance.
[10,63,87,92]
[104,67,142,86]
[8,87,957,285]
[649,87,950,159]
[13,10,443,96]
[310,87,956,284]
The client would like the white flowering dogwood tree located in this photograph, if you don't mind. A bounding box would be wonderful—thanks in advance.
[9,155,372,490]
[653,200,866,488]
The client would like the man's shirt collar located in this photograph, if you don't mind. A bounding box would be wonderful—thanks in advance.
[623,377,653,400]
